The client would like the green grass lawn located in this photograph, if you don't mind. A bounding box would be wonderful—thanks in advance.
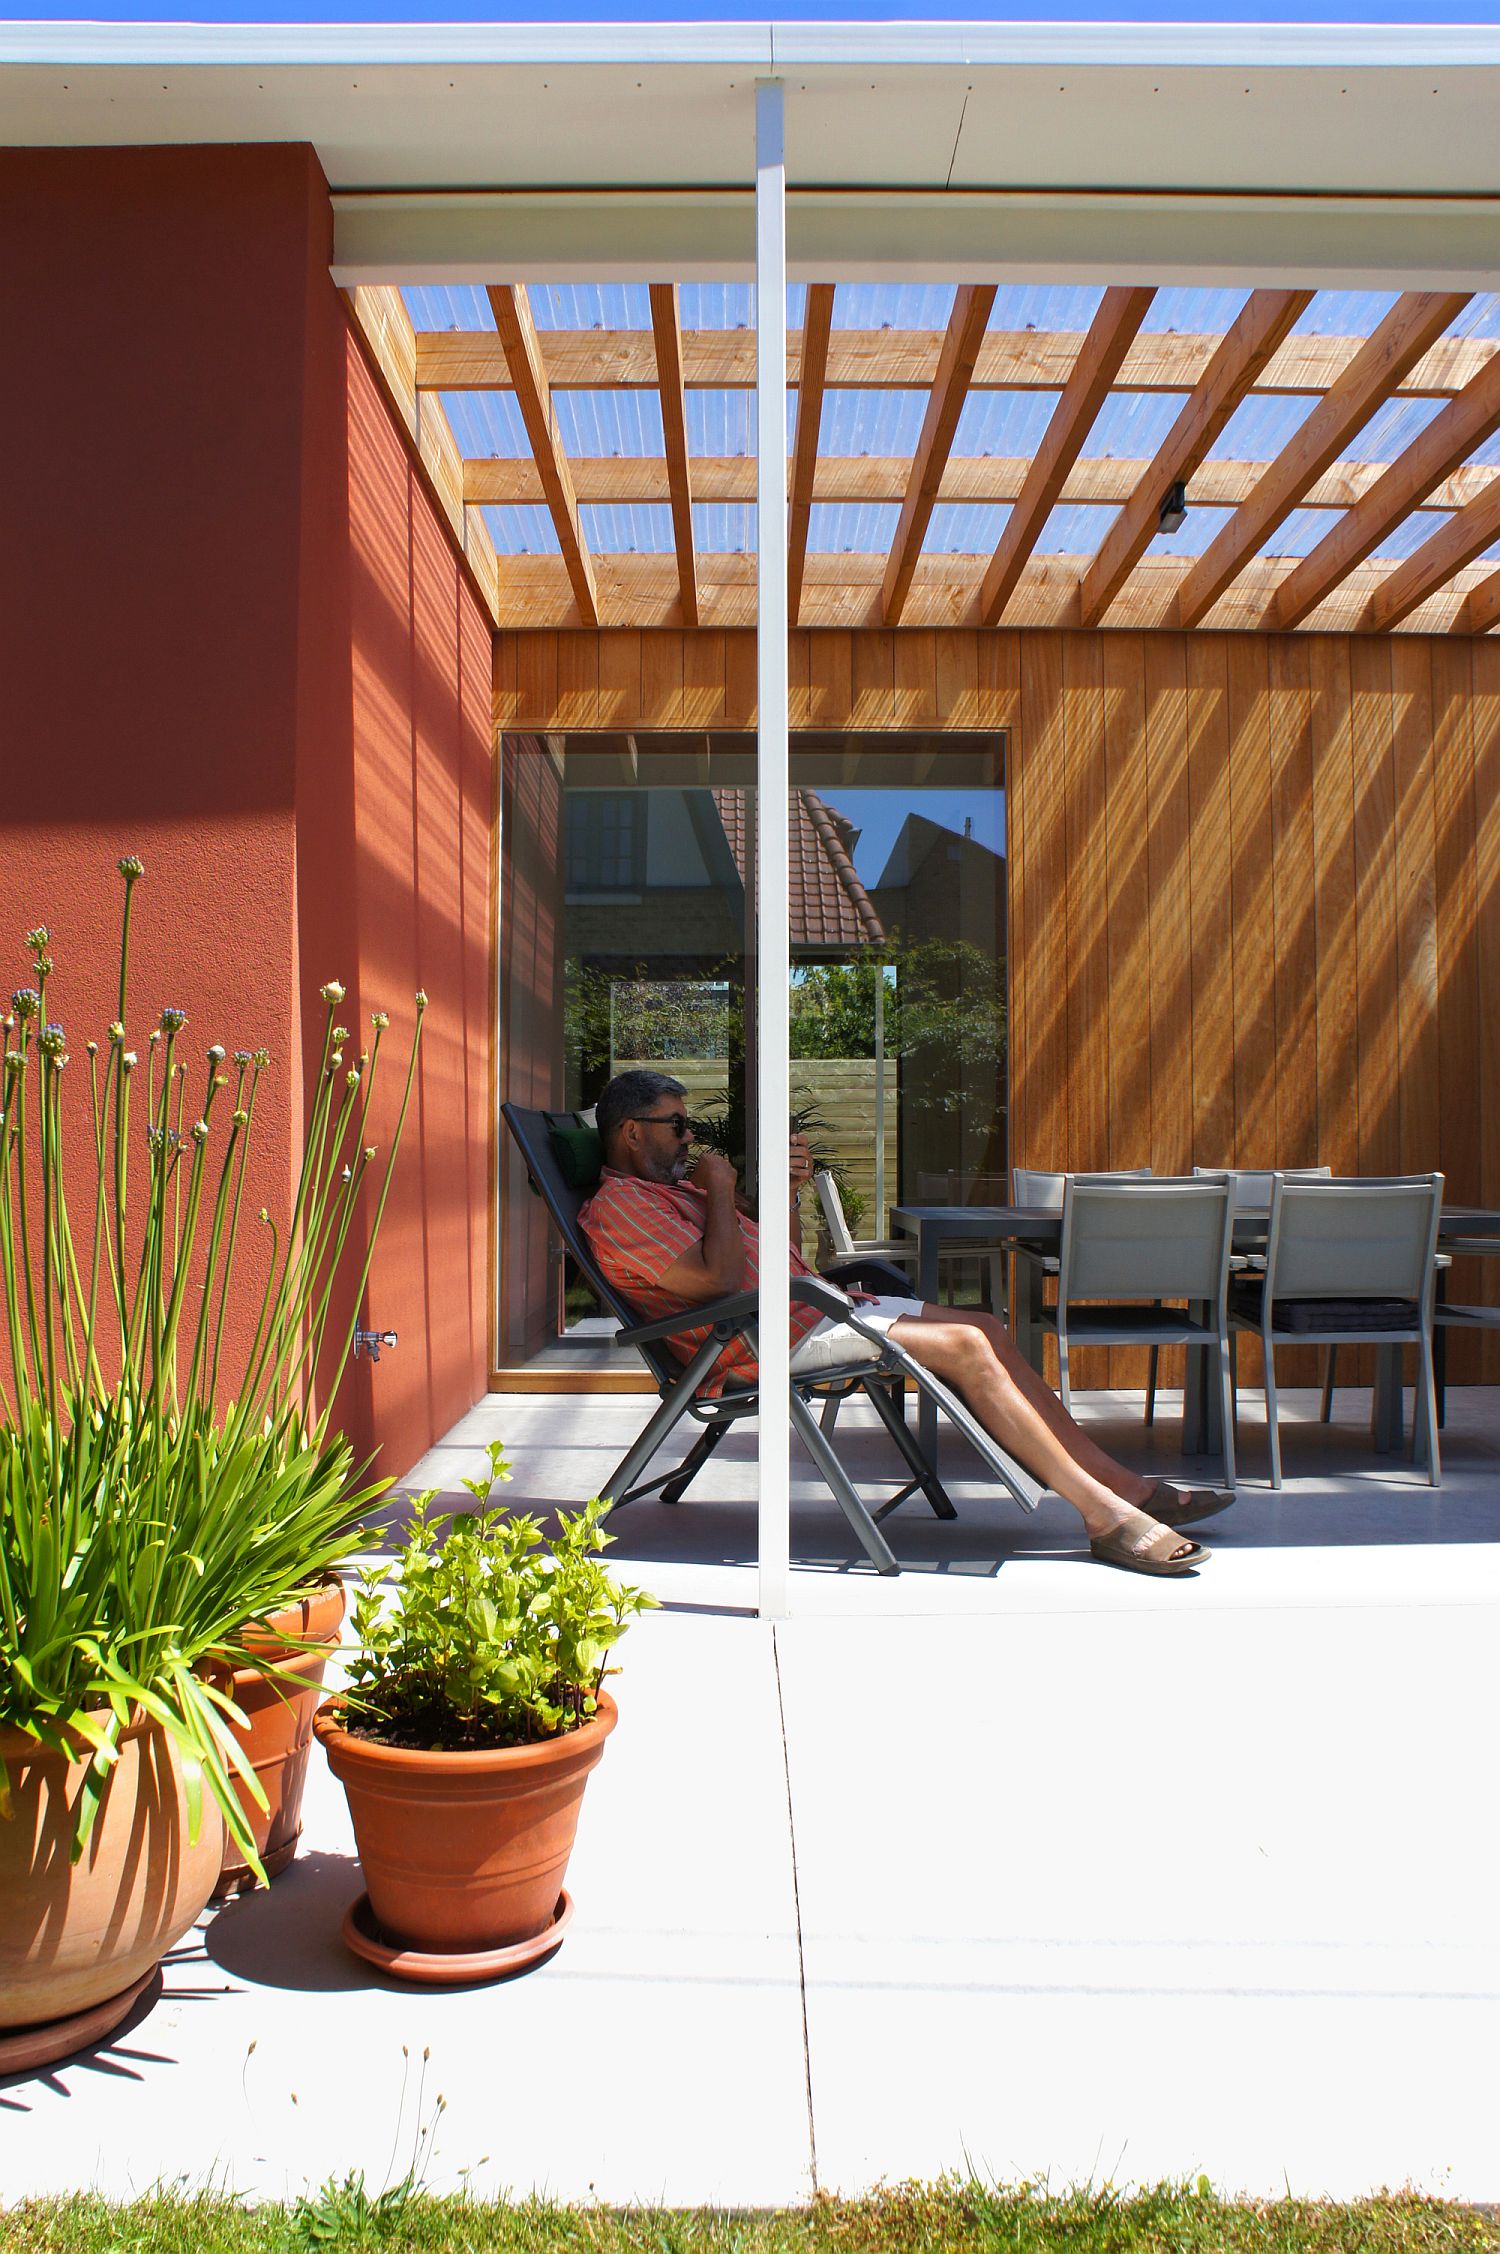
[4,2184,1498,2254]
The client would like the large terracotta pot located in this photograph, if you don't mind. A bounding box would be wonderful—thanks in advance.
[0,1714,225,2056]
[314,1690,616,1953]
[214,1576,346,1898]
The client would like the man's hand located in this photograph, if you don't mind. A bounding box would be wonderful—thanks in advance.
[687,1149,739,1199]
[788,1131,815,1192]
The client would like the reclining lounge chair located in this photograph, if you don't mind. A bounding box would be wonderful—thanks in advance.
[501,1104,1043,1575]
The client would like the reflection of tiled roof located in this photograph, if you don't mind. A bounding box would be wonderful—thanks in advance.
[710,788,886,949]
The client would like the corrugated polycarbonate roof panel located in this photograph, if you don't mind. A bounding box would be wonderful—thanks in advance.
[952,391,1060,456]
[580,503,673,552]
[695,502,756,552]
[988,285,1103,331]
[1443,293,1500,340]
[440,390,530,455]
[820,389,930,454]
[1291,291,1401,336]
[1146,503,1235,558]
[1205,393,1319,462]
[1372,511,1452,560]
[687,390,757,455]
[556,389,664,454]
[1340,397,1446,462]
[529,282,650,328]
[403,283,490,329]
[480,505,560,555]
[924,503,1010,554]
[808,502,901,553]
[1142,286,1251,332]
[1037,503,1119,554]
[834,283,956,329]
[1083,390,1192,458]
[1260,507,1342,558]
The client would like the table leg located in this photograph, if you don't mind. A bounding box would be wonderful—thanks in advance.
[1012,1250,1046,1376]
[1182,1306,1215,1458]
[1371,1343,1405,1453]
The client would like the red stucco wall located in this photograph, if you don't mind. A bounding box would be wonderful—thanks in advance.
[0,143,493,1479]
[329,332,493,1472]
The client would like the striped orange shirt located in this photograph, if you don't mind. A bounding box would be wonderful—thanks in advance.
[579,1165,824,1395]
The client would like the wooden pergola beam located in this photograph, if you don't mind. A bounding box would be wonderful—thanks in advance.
[419,326,1500,400]
[1454,566,1500,636]
[1362,477,1500,631]
[1177,291,1471,628]
[1271,345,1500,629]
[487,282,600,627]
[979,285,1155,626]
[463,450,1500,515]
[649,282,697,627]
[788,283,834,625]
[1078,289,1314,628]
[882,284,997,626]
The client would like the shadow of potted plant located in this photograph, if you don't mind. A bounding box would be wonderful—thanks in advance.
[314,1442,655,1984]
[0,859,424,2071]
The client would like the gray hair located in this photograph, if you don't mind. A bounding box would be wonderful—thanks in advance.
[595,1069,687,1151]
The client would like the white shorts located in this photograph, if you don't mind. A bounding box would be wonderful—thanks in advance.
[788,1294,924,1377]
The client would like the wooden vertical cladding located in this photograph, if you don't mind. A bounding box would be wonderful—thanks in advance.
[498,621,1500,1376]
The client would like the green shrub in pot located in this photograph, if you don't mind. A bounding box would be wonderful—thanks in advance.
[0,858,424,1941]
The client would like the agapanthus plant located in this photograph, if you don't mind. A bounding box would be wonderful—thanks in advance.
[0,859,425,1864]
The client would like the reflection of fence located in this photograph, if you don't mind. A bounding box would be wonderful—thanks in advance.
[615,1056,897,1259]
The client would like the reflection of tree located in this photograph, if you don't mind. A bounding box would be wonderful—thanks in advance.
[566,934,1005,1125]
[788,938,1006,1118]
[565,959,741,1089]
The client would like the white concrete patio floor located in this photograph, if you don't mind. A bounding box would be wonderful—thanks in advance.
[3,1384,1499,2210]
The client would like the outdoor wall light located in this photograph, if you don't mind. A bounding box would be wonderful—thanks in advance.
[1157,480,1189,535]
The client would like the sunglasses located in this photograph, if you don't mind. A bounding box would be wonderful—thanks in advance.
[627,1111,693,1138]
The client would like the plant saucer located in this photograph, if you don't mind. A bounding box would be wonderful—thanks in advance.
[0,1968,158,2076]
[341,1889,574,1985]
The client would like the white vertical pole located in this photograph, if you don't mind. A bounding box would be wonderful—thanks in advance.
[755,77,791,1622]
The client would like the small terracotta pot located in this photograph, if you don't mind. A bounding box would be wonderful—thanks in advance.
[214,1576,347,1897]
[0,1714,225,2047]
[314,1690,617,1953]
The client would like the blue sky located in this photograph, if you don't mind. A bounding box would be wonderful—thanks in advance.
[11,0,1500,20]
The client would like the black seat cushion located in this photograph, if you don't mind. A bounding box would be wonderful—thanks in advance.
[1229,1279,1420,1333]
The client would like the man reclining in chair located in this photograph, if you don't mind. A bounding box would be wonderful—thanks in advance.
[579,1070,1231,1577]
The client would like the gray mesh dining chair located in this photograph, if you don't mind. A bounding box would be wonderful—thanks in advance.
[817,1169,1005,1313]
[1037,1174,1237,1488]
[1228,1173,1443,1488]
[1013,1168,1160,1421]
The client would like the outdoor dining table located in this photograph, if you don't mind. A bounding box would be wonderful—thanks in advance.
[888,1200,1500,1474]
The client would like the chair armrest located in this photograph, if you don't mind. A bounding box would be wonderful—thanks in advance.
[615,1289,760,1347]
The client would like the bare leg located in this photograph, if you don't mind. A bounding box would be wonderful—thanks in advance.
[890,1308,1197,1557]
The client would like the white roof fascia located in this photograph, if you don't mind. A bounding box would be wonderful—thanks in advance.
[9,21,1500,68]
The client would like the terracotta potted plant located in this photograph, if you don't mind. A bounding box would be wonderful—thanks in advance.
[314,1442,655,1984]
[211,1573,347,1899]
[0,862,425,2069]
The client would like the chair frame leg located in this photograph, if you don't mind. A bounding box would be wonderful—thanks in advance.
[788,1390,900,1575]
[860,1374,959,1520]
[1320,1345,1337,1424]
[1416,1332,1442,1487]
[1145,1345,1159,1428]
[1262,1331,1283,1489]
[659,1418,730,1506]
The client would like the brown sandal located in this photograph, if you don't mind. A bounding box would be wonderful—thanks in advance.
[1140,1480,1234,1529]
[1090,1506,1209,1576]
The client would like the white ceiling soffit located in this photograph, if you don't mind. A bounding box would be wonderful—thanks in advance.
[6,21,1500,285]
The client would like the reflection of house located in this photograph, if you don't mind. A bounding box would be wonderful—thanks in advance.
[567,781,885,966]
[871,812,1005,959]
